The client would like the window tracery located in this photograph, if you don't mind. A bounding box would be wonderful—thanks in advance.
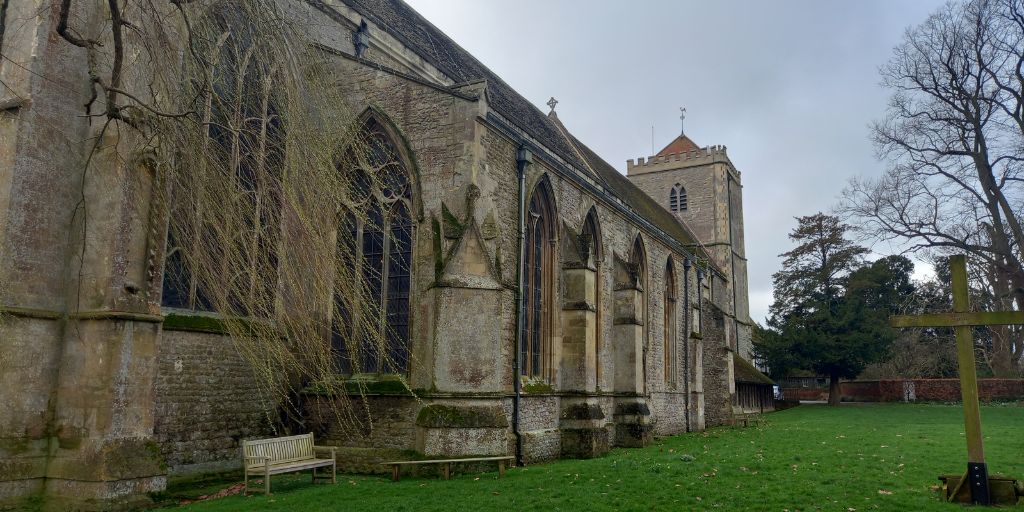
[521,181,555,379]
[332,123,414,375]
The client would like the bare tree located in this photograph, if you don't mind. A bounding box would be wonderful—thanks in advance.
[840,0,1024,375]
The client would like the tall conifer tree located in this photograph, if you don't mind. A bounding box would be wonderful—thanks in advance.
[757,214,909,405]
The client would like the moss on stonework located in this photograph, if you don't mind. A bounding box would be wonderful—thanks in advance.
[441,202,464,239]
[415,404,508,428]
[303,377,415,396]
[560,427,610,459]
[162,313,228,333]
[162,312,269,336]
[561,403,605,420]
[522,381,554,394]
[431,216,444,279]
[614,402,651,416]
[0,437,33,454]
[494,245,502,276]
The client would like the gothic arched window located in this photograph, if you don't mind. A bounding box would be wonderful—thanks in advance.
[161,14,282,315]
[581,207,602,382]
[664,259,678,387]
[521,181,556,379]
[669,184,687,212]
[631,236,648,379]
[333,123,414,375]
[630,237,647,292]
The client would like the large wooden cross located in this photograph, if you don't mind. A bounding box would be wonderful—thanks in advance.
[891,255,1024,505]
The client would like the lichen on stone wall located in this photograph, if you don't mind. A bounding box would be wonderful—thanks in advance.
[415,404,508,428]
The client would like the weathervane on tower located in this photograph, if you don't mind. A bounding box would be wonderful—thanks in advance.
[679,107,687,136]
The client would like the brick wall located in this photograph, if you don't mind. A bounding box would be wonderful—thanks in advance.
[781,388,829,401]
[842,379,1024,402]
[781,379,1024,403]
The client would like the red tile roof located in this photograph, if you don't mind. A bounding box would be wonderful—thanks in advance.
[656,135,701,156]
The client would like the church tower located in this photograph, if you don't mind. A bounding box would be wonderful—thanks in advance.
[625,131,753,360]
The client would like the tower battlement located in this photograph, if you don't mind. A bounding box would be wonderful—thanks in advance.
[626,145,730,175]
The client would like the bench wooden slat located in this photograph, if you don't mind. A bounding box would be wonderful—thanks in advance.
[382,456,513,465]
[248,458,336,475]
[381,456,514,482]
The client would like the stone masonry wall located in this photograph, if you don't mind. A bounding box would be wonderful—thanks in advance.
[1,1,735,508]
[0,316,62,506]
[701,302,733,427]
[154,329,275,476]
[627,164,716,245]
[306,395,421,474]
[165,2,722,483]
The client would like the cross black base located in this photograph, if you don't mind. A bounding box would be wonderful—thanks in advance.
[967,461,991,505]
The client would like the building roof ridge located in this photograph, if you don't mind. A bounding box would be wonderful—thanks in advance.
[545,111,603,183]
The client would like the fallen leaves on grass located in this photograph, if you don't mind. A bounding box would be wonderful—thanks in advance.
[178,483,245,506]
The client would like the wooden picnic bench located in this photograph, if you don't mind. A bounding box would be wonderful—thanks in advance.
[242,433,336,495]
[381,456,514,482]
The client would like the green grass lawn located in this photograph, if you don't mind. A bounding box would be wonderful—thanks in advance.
[159,403,1024,511]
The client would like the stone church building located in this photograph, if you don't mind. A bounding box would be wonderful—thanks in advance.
[0,0,765,509]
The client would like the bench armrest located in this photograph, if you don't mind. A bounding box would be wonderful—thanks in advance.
[313,446,337,458]
[244,456,270,468]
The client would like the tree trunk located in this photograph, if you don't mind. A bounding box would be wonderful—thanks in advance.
[828,374,842,406]
[985,258,1021,377]
[989,325,1017,377]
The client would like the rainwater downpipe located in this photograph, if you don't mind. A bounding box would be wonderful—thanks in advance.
[512,145,532,466]
[726,176,739,353]
[683,257,691,432]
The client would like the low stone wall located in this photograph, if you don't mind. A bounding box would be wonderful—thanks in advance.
[782,379,1024,403]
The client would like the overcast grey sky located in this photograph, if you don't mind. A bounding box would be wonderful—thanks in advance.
[404,0,947,324]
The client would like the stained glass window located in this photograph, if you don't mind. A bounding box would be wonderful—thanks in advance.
[664,259,678,387]
[521,183,554,379]
[333,124,414,375]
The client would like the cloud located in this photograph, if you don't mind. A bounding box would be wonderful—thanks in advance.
[405,0,948,322]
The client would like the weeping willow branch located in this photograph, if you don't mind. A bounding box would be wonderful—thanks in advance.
[53,0,420,437]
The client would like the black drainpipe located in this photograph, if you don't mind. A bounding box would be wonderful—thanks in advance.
[726,174,739,353]
[512,145,532,466]
[682,257,691,432]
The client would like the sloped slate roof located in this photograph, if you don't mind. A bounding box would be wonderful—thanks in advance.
[345,0,594,173]
[733,353,775,386]
[342,0,705,250]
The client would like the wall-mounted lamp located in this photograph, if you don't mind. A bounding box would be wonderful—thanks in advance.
[353,21,370,58]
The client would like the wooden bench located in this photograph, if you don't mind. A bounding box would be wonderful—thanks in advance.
[242,433,336,495]
[735,412,765,427]
[381,456,514,482]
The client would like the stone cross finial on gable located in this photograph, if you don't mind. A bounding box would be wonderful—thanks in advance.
[547,97,558,113]
[679,107,687,136]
